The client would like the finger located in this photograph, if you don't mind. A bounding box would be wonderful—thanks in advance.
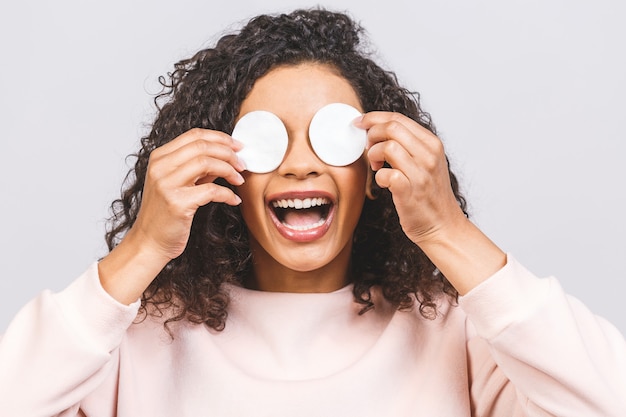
[161,154,245,189]
[366,136,417,173]
[365,120,418,159]
[156,183,242,219]
[356,111,436,140]
[152,128,243,159]
[356,112,440,153]
[184,182,242,207]
[154,138,245,175]
[360,114,447,177]
[374,167,411,196]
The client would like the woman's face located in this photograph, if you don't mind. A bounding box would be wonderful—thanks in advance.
[235,63,369,292]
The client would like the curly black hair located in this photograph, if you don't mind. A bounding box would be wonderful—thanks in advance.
[105,8,466,331]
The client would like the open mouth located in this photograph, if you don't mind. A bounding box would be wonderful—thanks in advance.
[270,197,333,231]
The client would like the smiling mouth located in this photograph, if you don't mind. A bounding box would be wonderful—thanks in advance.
[270,197,332,231]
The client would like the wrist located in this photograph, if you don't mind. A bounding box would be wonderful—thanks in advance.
[417,217,507,296]
[98,231,171,305]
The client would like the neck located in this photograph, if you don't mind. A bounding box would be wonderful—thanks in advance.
[244,240,353,293]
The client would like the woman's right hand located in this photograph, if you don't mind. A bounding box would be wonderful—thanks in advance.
[98,128,245,304]
[131,128,245,261]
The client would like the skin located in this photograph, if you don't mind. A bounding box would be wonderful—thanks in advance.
[235,64,369,293]
[98,62,506,305]
[355,111,507,295]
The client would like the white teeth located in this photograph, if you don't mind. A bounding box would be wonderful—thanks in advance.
[271,197,330,209]
[270,197,331,231]
[283,218,326,231]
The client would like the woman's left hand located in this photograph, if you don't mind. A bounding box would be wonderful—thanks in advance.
[355,111,466,246]
[354,111,506,295]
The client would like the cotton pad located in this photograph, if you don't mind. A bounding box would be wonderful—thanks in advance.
[309,103,366,167]
[231,111,289,173]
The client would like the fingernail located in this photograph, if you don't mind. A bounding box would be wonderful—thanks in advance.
[237,156,248,171]
[232,138,245,150]
[352,115,364,126]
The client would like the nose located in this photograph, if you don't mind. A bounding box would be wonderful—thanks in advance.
[276,130,324,178]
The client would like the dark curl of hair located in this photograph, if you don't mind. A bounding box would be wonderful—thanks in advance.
[105,8,467,332]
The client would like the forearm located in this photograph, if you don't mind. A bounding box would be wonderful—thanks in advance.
[417,216,507,295]
[98,229,171,305]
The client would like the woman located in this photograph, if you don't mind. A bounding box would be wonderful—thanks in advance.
[1,8,624,416]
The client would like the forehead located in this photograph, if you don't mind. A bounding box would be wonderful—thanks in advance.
[238,63,362,124]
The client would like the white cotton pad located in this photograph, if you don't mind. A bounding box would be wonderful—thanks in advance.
[231,111,289,173]
[309,103,366,167]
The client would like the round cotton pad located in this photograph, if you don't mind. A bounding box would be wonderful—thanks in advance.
[231,111,289,173]
[309,103,366,167]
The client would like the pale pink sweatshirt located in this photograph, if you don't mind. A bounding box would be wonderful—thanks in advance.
[0,255,624,416]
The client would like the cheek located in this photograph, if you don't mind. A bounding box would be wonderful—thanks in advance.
[337,162,369,208]
[236,173,265,204]
[348,159,370,191]
[235,177,266,226]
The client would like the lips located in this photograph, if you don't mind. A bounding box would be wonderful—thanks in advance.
[267,191,335,242]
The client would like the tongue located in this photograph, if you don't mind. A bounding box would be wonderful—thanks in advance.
[283,209,323,227]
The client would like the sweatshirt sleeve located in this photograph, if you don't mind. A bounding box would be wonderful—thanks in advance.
[460,255,626,416]
[0,263,140,416]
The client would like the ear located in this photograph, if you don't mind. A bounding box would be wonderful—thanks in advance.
[365,167,377,200]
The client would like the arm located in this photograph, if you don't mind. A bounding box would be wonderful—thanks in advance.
[356,112,506,295]
[463,256,626,416]
[357,112,626,415]
[0,263,139,416]
[0,128,245,415]
[99,128,245,305]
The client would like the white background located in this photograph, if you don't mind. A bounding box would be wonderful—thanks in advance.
[1,0,624,334]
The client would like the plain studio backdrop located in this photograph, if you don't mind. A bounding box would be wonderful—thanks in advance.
[1,0,624,335]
